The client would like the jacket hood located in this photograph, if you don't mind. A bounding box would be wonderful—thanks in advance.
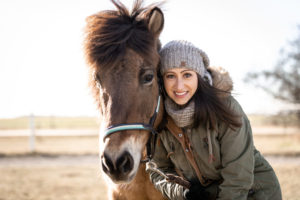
[208,66,233,98]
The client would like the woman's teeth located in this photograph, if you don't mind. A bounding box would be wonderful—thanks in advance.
[175,92,186,95]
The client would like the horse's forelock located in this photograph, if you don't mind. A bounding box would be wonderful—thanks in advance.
[84,0,158,71]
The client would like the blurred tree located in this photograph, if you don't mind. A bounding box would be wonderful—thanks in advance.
[244,26,300,122]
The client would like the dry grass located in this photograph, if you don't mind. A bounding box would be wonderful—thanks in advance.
[254,134,300,156]
[1,114,298,130]
[273,165,300,200]
[1,134,300,156]
[0,164,298,200]
[0,136,99,156]
[0,116,99,130]
[0,132,300,199]
[0,165,108,200]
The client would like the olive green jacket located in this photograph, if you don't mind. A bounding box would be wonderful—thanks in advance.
[147,67,281,200]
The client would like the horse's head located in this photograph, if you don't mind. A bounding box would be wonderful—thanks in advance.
[84,0,164,183]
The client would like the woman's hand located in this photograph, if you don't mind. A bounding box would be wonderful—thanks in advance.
[183,181,210,200]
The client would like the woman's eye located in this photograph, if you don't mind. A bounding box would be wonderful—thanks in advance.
[183,73,192,78]
[165,74,175,79]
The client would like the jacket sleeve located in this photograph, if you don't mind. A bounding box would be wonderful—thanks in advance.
[147,134,186,200]
[217,97,254,200]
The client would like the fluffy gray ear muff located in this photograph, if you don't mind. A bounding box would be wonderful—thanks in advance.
[199,50,210,69]
[203,70,213,86]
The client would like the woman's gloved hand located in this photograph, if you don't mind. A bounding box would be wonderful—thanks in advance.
[183,181,210,200]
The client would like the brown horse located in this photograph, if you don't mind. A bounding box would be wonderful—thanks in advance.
[84,0,165,199]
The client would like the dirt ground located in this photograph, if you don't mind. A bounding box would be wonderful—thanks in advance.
[274,165,300,200]
[0,134,300,199]
[0,165,106,200]
[0,154,299,200]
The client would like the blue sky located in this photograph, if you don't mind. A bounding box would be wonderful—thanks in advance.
[1,0,300,118]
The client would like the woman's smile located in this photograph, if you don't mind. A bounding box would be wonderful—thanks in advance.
[174,91,188,97]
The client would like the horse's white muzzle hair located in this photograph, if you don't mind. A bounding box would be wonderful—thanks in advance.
[100,136,143,183]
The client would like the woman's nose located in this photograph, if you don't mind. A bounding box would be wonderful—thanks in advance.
[175,78,184,90]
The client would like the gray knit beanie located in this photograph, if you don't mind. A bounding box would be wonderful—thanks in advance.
[160,40,212,85]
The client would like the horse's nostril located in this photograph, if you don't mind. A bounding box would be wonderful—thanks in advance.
[116,151,134,174]
[101,151,134,178]
[102,153,114,173]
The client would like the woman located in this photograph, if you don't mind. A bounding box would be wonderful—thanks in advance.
[147,40,282,200]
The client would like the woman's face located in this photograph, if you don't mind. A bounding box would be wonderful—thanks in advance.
[163,68,198,105]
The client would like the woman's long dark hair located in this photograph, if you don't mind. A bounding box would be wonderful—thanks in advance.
[192,74,242,130]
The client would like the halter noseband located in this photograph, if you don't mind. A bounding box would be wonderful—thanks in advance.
[103,95,161,162]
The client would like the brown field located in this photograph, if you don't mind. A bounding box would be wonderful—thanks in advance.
[0,116,99,130]
[0,133,300,156]
[0,113,298,130]
[0,164,298,200]
[0,165,107,200]
[0,136,99,156]
[253,134,300,156]
[0,131,300,200]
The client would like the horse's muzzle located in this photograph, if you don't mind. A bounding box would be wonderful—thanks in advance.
[101,150,134,182]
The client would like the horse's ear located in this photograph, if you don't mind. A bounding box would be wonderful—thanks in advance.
[147,7,164,38]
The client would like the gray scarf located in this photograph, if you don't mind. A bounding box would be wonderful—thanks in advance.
[165,96,215,163]
[164,97,195,128]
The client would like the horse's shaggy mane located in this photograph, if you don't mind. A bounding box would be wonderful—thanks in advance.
[84,0,160,69]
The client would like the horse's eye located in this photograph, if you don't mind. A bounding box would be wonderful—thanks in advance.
[140,68,155,86]
[141,70,154,85]
[144,74,154,83]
